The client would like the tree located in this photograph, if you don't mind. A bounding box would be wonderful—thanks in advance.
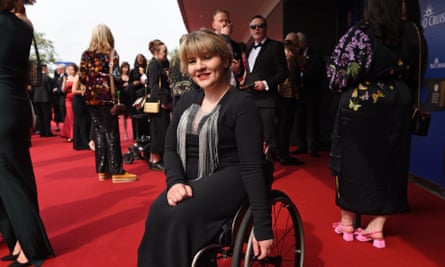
[29,32,58,64]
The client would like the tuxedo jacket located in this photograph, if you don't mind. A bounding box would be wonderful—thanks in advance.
[244,38,289,108]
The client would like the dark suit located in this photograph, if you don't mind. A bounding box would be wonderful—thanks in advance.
[220,34,245,81]
[33,74,53,136]
[244,38,289,149]
[296,47,325,155]
[52,72,66,124]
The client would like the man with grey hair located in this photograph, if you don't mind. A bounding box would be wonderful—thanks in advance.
[284,31,299,45]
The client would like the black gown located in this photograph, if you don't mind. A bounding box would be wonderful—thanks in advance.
[329,21,427,215]
[72,94,91,150]
[0,11,54,264]
[138,88,272,267]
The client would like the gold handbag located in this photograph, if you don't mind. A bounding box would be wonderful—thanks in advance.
[144,100,160,114]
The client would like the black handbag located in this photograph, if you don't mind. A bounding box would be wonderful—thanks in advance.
[411,23,431,136]
[110,102,126,116]
[108,49,126,116]
[411,108,431,136]
[27,36,42,87]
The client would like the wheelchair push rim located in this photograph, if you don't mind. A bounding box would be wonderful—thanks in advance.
[233,190,304,267]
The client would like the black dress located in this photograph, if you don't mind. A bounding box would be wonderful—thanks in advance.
[138,88,272,267]
[72,94,91,150]
[0,11,54,264]
[328,21,426,215]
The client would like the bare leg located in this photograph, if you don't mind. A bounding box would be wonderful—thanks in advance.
[355,216,387,248]
[333,209,355,241]
[363,216,387,237]
[150,153,161,163]
[88,140,95,151]
[122,115,129,140]
[12,241,21,255]
[339,209,355,233]
[14,242,29,264]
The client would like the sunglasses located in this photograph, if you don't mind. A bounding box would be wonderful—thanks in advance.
[249,23,266,30]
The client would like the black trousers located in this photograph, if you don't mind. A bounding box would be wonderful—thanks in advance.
[149,108,170,155]
[277,97,297,160]
[88,105,124,174]
[258,107,278,149]
[296,99,320,152]
[34,102,52,136]
[52,93,66,123]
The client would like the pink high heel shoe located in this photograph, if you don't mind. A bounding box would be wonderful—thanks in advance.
[354,228,386,248]
[332,222,354,241]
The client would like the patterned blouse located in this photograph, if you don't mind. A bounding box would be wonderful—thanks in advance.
[79,49,119,105]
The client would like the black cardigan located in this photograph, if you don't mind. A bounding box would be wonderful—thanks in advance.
[164,87,273,240]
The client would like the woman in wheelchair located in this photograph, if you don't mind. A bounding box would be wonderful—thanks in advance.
[137,29,273,267]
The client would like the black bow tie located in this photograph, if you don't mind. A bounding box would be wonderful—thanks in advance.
[253,43,262,49]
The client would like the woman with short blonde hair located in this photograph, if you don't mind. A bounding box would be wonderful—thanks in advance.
[138,29,273,267]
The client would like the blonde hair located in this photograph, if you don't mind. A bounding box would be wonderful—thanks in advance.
[212,8,230,20]
[178,29,233,74]
[88,24,114,53]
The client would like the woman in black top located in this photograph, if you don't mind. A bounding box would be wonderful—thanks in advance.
[137,29,273,267]
[0,1,54,265]
[71,63,91,150]
[146,39,171,171]
[128,53,147,112]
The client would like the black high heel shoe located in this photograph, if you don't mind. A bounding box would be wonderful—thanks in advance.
[1,254,18,261]
[149,161,164,171]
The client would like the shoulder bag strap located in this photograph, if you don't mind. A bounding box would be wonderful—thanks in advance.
[109,49,117,103]
[32,35,41,65]
[411,22,422,112]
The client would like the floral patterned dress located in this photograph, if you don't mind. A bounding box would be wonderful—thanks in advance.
[327,21,426,215]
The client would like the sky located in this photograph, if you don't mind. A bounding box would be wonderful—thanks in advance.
[26,0,188,66]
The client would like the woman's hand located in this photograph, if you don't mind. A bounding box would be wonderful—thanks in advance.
[252,236,273,260]
[166,183,193,206]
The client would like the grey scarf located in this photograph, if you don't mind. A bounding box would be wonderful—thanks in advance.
[176,103,221,181]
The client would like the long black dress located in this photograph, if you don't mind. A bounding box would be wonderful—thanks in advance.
[0,11,54,264]
[72,94,91,150]
[328,21,427,215]
[138,88,272,267]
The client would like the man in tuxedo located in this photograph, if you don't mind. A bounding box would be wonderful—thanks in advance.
[211,8,244,86]
[292,32,326,157]
[51,64,66,132]
[243,15,300,165]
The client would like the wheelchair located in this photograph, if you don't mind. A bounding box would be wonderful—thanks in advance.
[191,150,305,267]
[122,113,151,164]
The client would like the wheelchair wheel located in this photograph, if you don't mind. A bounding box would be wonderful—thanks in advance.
[232,190,304,267]
[123,151,134,164]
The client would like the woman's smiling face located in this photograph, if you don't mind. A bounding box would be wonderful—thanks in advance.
[187,53,229,90]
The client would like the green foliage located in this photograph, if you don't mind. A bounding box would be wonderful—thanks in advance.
[347,62,360,79]
[29,32,58,64]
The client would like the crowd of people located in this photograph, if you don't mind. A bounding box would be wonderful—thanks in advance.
[28,7,327,170]
[0,0,427,266]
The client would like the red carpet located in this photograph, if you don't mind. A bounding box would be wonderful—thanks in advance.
[1,119,444,267]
